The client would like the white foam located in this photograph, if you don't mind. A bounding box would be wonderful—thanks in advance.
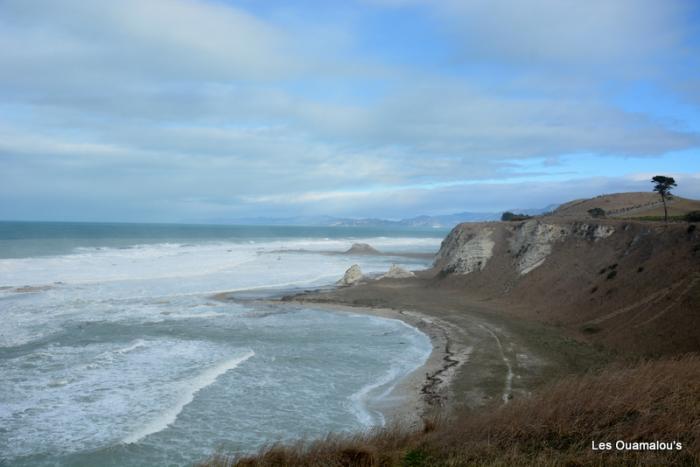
[122,350,254,444]
[116,339,147,354]
[0,339,251,458]
[349,365,402,427]
[0,233,440,462]
[0,237,440,289]
[346,316,432,428]
[159,311,226,320]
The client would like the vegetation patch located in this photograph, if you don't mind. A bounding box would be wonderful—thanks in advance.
[501,211,533,221]
[402,448,431,467]
[580,324,602,334]
[587,207,606,218]
[600,264,619,278]
[685,211,700,223]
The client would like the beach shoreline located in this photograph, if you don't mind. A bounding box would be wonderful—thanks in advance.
[213,269,611,434]
[274,275,613,416]
[212,290,466,430]
[291,302,467,429]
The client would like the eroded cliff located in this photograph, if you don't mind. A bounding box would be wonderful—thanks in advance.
[433,218,700,356]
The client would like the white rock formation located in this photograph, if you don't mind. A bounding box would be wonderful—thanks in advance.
[509,220,615,275]
[509,221,567,275]
[337,264,363,286]
[435,227,495,274]
[380,264,415,279]
[435,220,615,277]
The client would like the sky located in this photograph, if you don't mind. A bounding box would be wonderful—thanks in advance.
[1,0,699,222]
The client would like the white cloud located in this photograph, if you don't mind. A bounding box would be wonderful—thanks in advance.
[0,0,698,221]
[371,0,691,72]
[0,0,302,85]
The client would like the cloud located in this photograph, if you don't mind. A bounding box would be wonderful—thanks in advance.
[0,0,698,222]
[0,0,302,87]
[370,0,693,72]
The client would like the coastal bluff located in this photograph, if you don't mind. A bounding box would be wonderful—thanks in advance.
[433,217,700,356]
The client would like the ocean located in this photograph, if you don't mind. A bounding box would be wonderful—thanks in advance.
[0,221,446,466]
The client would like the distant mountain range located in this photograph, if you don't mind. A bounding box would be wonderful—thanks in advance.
[227,205,558,229]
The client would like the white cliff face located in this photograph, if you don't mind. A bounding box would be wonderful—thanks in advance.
[435,227,495,274]
[436,220,615,276]
[337,264,363,286]
[510,221,615,275]
[509,221,567,275]
[585,224,616,240]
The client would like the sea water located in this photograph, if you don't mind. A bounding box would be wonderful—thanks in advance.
[0,222,445,466]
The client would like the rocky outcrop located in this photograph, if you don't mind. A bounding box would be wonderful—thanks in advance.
[509,221,615,275]
[509,221,566,275]
[434,227,495,274]
[344,243,381,255]
[380,264,415,279]
[337,264,363,286]
[436,220,615,276]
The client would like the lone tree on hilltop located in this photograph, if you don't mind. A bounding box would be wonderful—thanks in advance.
[651,175,677,222]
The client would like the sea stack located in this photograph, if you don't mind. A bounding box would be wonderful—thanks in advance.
[337,264,363,286]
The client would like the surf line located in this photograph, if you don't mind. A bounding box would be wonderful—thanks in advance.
[122,350,255,444]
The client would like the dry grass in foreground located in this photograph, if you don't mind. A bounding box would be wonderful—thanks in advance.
[202,355,700,466]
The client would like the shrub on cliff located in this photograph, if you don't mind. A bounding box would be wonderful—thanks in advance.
[587,207,606,218]
[501,211,532,221]
[685,211,700,223]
